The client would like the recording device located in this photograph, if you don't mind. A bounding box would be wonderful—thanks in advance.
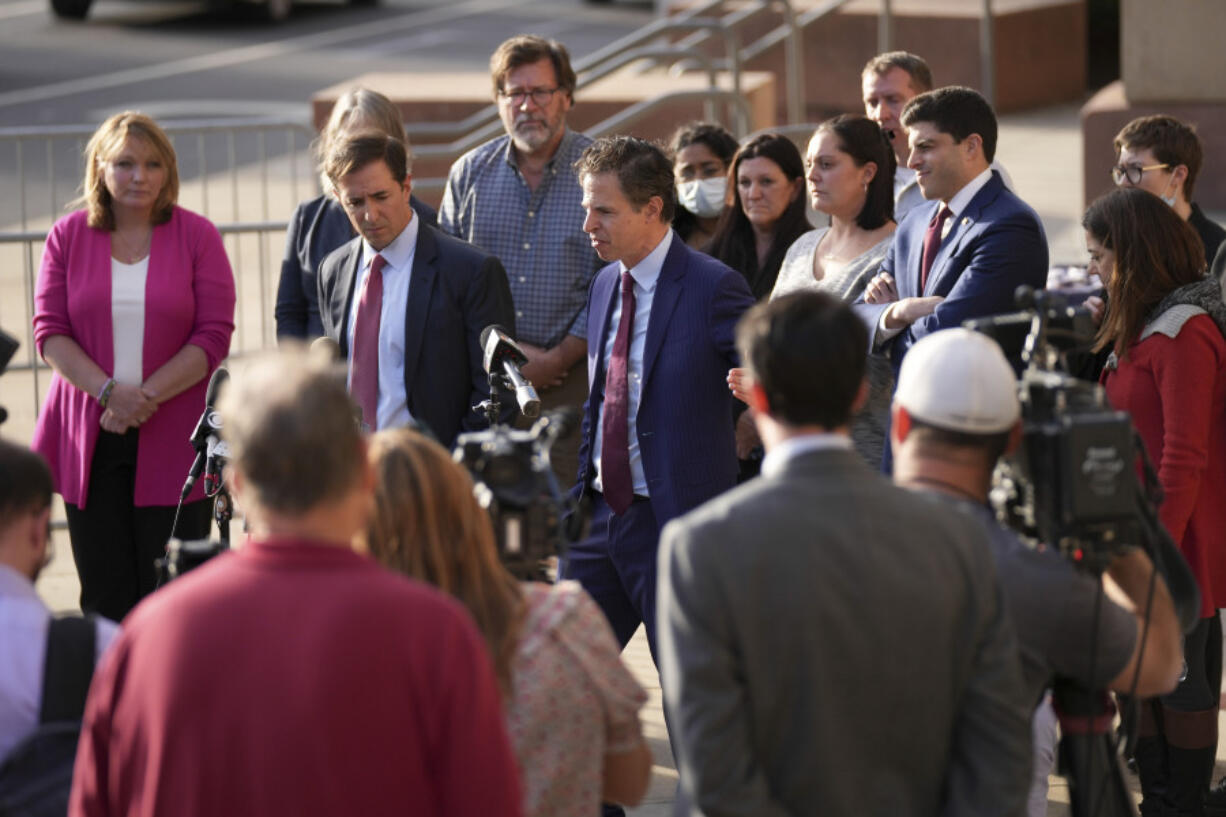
[480,324,540,418]
[0,327,17,427]
[182,367,229,501]
[454,408,584,580]
[967,286,1201,817]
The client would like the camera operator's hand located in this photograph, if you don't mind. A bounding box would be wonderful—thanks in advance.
[864,272,899,305]
[1102,547,1183,697]
[1084,295,1105,326]
[883,296,944,331]
[726,367,751,404]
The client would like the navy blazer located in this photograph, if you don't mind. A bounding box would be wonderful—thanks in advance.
[316,221,514,447]
[854,171,1048,370]
[576,235,755,528]
[276,194,437,340]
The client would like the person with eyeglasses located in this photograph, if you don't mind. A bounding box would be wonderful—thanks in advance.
[440,35,601,489]
[1113,115,1226,261]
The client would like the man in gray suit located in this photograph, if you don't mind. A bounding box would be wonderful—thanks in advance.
[657,290,1032,816]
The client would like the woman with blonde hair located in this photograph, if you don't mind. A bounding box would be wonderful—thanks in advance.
[274,87,437,340]
[32,111,235,621]
[364,428,652,817]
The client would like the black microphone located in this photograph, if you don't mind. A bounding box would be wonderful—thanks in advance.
[480,325,540,418]
[182,367,228,501]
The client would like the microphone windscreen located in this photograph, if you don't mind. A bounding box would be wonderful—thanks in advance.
[204,366,230,409]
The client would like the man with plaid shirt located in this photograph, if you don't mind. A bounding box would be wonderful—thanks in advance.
[440,35,600,484]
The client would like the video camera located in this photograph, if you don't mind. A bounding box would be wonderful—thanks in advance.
[457,325,586,580]
[968,287,1200,817]
[965,288,1138,574]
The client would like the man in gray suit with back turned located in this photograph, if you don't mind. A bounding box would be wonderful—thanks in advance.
[657,290,1032,817]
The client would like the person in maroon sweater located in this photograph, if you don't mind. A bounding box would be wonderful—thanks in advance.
[68,350,522,817]
[1085,187,1226,817]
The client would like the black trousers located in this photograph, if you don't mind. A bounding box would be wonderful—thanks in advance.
[64,428,210,622]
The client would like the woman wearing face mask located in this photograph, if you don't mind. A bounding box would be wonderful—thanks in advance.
[704,133,810,301]
[1085,187,1226,817]
[669,122,738,251]
[729,115,897,465]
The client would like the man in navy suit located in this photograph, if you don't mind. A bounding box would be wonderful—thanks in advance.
[856,86,1048,373]
[317,131,514,446]
[565,136,754,663]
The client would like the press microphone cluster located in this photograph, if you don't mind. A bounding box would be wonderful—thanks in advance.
[181,366,229,501]
[481,325,540,418]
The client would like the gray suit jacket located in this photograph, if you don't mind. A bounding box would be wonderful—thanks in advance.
[658,446,1032,817]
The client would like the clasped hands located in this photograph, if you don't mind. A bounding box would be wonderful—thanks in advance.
[864,273,944,330]
[100,383,159,434]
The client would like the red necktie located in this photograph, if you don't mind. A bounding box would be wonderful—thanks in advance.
[919,205,953,293]
[601,270,635,515]
[350,253,386,432]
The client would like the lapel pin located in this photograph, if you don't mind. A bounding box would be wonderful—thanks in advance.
[961,217,970,226]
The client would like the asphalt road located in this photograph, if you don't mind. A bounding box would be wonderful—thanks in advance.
[0,0,656,228]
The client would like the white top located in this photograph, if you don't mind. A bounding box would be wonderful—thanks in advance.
[761,433,853,477]
[111,256,148,386]
[346,214,419,431]
[592,229,673,497]
[0,564,119,759]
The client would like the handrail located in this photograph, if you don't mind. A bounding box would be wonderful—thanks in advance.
[405,10,745,144]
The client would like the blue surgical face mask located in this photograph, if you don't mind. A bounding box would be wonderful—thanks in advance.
[1160,175,1178,208]
[677,177,727,219]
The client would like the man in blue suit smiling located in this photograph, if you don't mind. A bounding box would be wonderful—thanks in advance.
[565,136,754,664]
[856,86,1048,373]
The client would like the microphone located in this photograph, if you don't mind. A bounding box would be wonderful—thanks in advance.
[480,325,540,418]
[182,367,229,501]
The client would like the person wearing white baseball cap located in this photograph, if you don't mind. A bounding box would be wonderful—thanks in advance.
[891,328,1183,817]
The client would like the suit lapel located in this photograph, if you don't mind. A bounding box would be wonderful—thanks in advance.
[402,222,438,392]
[924,173,1003,296]
[337,243,361,358]
[588,267,618,394]
[641,238,687,388]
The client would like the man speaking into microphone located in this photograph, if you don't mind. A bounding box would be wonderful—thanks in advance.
[317,131,515,444]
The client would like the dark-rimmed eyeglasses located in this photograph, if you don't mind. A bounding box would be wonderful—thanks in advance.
[1111,162,1170,185]
[498,87,561,107]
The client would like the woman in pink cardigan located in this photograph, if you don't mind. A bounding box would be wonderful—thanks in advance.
[1085,187,1226,816]
[32,112,235,622]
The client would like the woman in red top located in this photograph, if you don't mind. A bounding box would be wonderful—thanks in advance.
[1085,186,1226,816]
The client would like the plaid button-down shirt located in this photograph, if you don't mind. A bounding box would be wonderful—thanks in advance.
[439,128,600,348]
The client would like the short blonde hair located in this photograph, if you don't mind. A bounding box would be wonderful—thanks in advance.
[77,112,179,231]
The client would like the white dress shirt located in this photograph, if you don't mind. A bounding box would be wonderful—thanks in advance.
[0,565,119,759]
[346,215,419,431]
[111,256,148,386]
[760,432,853,478]
[592,229,674,498]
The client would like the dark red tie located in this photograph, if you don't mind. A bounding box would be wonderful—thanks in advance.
[919,205,953,293]
[601,270,635,515]
[350,253,386,432]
